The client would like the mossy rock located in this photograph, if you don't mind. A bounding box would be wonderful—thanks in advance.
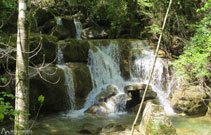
[58,40,90,62]
[51,16,76,39]
[30,64,69,115]
[66,62,92,109]
[140,102,177,135]
[169,86,208,116]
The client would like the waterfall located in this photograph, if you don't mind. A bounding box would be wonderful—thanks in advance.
[55,16,78,110]
[83,40,175,114]
[84,42,127,113]
[57,65,75,110]
[57,40,75,110]
[56,17,62,25]
[57,46,64,65]
[129,42,175,114]
[74,18,82,40]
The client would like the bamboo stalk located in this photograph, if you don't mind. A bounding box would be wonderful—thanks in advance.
[129,0,173,134]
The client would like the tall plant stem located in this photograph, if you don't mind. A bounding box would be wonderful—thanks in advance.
[129,0,173,135]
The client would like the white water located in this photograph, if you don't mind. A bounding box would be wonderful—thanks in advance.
[74,18,82,40]
[57,43,75,110]
[57,46,64,65]
[82,41,176,115]
[56,17,62,25]
[84,42,127,113]
[129,41,175,114]
[57,65,75,110]
[56,16,77,110]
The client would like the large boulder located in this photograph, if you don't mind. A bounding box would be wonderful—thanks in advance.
[96,85,118,102]
[30,64,68,115]
[140,102,177,135]
[169,86,208,116]
[58,40,90,62]
[85,102,109,115]
[51,16,76,39]
[66,63,92,109]
[85,85,126,115]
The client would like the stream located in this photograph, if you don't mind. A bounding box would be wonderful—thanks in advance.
[29,113,211,135]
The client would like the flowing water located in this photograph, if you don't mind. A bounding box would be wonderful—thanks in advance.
[57,46,75,110]
[57,65,75,110]
[84,42,127,113]
[27,114,211,135]
[74,18,82,40]
[129,41,175,114]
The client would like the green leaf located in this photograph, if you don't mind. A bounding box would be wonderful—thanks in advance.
[38,95,45,103]
[1,77,8,83]
[0,105,5,113]
[0,113,4,120]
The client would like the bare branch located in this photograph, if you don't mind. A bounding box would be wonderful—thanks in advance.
[29,38,43,59]
[36,69,60,84]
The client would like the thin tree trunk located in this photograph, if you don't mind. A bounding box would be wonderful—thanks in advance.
[129,0,173,135]
[15,0,30,134]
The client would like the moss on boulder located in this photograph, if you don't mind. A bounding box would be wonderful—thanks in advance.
[66,62,92,109]
[140,102,176,135]
[169,86,208,116]
[30,64,69,115]
[58,40,90,62]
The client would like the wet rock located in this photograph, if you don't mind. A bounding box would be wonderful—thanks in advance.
[101,123,126,133]
[85,85,127,115]
[96,85,118,102]
[140,102,176,135]
[169,86,208,116]
[81,27,108,39]
[79,123,101,134]
[85,102,109,115]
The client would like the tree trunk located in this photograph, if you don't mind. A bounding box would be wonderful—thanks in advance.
[15,0,30,134]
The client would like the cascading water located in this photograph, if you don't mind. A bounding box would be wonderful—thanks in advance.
[84,42,127,113]
[56,17,75,110]
[83,40,176,115]
[74,18,82,40]
[57,64,75,110]
[129,41,175,114]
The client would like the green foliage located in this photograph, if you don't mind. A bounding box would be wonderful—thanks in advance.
[0,90,15,121]
[0,0,17,19]
[173,2,211,81]
[38,95,45,104]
